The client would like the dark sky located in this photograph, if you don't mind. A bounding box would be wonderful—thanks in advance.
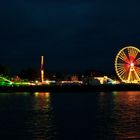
[0,0,140,73]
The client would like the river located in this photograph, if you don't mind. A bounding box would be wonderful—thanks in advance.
[0,91,140,139]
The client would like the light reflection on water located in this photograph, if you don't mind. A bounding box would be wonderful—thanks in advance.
[115,92,140,139]
[99,91,140,139]
[34,92,51,111]
[0,92,56,140]
[27,92,56,140]
[0,91,140,139]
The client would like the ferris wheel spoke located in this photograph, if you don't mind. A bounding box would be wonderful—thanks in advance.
[128,47,138,60]
[122,73,128,80]
[137,71,140,77]
[117,67,126,73]
[117,69,125,74]
[117,63,126,66]
[137,67,140,71]
[117,65,125,69]
[118,50,130,63]
[117,68,127,74]
[117,65,128,71]
[118,68,127,75]
[118,72,126,77]
[117,69,126,75]
[134,64,140,68]
[134,58,140,64]
[137,71,140,76]
[138,71,140,76]
[117,64,129,70]
[117,59,129,64]
[117,68,126,72]
[134,67,140,73]
[120,71,126,77]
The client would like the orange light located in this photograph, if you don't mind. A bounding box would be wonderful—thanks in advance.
[41,56,44,82]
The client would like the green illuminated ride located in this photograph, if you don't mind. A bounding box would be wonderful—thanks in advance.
[0,76,13,86]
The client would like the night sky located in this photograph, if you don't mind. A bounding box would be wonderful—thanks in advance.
[0,0,140,73]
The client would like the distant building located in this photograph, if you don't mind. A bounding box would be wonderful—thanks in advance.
[71,75,78,81]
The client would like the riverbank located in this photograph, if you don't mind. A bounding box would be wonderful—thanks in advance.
[0,84,140,92]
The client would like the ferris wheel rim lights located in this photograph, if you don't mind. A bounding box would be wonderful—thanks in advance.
[115,46,140,83]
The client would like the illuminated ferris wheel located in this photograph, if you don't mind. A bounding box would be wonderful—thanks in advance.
[115,46,140,83]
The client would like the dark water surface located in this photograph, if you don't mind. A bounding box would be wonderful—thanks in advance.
[0,92,140,140]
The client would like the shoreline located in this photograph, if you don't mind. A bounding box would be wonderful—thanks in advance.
[0,84,140,92]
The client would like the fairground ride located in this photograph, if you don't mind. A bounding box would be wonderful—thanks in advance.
[115,46,140,83]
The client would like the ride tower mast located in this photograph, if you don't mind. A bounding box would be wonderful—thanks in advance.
[41,56,44,82]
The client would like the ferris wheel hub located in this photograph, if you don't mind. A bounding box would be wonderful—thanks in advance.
[130,63,134,67]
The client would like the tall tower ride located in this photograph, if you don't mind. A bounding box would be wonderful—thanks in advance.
[41,56,44,82]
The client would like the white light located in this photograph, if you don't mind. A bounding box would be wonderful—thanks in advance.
[130,63,134,67]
